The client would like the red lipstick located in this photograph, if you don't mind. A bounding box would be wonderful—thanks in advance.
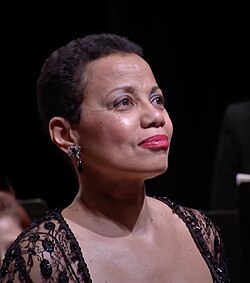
[139,135,169,150]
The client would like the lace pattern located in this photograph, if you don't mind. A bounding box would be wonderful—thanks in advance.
[0,209,92,283]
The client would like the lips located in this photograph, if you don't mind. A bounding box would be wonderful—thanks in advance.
[138,135,169,150]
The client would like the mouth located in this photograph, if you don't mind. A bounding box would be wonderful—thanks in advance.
[138,135,169,150]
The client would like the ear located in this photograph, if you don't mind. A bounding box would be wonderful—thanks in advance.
[49,117,79,155]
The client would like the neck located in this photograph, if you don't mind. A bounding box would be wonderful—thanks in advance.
[63,180,151,235]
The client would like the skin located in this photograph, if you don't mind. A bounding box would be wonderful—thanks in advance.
[49,54,212,282]
[0,191,30,266]
[0,215,22,265]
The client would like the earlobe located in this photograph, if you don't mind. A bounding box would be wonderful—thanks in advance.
[49,117,77,155]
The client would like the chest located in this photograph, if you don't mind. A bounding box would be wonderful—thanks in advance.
[74,229,213,283]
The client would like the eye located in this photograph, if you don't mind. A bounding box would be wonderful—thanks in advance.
[150,94,166,109]
[113,97,135,110]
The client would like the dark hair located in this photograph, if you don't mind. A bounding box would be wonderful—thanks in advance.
[37,33,144,136]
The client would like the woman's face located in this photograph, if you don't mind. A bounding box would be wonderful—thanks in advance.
[77,54,173,179]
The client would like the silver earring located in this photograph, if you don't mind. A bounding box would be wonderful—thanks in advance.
[68,144,83,172]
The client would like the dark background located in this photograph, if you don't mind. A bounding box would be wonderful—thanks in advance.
[1,1,249,210]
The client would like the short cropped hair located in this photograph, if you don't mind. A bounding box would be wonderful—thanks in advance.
[37,33,143,136]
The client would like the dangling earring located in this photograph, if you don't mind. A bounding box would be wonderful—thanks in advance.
[68,144,83,173]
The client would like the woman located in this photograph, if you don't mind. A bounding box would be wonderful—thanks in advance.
[0,33,230,282]
[0,177,31,266]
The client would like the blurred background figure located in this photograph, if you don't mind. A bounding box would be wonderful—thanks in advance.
[0,175,31,265]
[210,99,250,210]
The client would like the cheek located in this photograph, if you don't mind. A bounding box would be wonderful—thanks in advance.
[81,114,134,145]
[168,119,174,138]
[102,116,134,143]
[165,113,174,139]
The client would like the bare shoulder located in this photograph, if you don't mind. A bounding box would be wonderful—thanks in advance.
[146,196,173,215]
[148,196,221,243]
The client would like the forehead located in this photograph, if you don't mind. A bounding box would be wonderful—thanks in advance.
[85,53,154,82]
[81,54,158,105]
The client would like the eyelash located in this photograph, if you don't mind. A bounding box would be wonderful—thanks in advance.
[113,98,134,108]
[113,94,166,110]
[150,95,166,107]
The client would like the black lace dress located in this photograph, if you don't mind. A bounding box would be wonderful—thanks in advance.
[0,197,230,283]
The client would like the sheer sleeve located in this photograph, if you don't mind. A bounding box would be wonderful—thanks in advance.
[0,210,92,283]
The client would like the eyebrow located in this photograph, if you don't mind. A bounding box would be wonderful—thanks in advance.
[151,86,161,93]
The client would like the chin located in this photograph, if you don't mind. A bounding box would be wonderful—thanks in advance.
[154,160,168,173]
[145,165,168,180]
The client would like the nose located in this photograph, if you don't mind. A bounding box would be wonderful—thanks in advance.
[140,103,166,128]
